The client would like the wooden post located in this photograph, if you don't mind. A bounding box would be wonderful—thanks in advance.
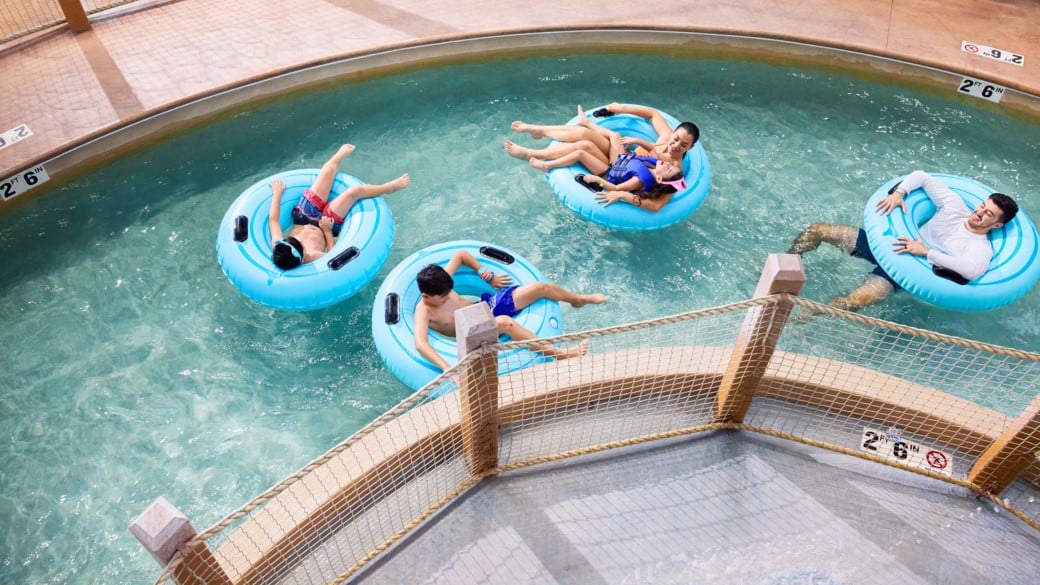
[714,254,805,423]
[968,394,1040,495]
[129,497,231,585]
[57,0,91,33]
[455,302,501,475]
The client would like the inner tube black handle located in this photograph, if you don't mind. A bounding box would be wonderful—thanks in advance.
[328,246,360,270]
[479,246,515,265]
[384,293,400,325]
[233,215,248,242]
[932,265,970,285]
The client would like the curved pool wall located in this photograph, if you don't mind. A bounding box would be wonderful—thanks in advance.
[6,30,1040,210]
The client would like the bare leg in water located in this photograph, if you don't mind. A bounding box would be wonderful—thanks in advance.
[493,282,607,360]
[787,223,895,311]
[506,105,622,171]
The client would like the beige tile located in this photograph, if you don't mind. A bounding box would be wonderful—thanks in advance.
[1,0,1037,188]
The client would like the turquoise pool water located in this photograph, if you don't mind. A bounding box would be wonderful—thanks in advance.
[1,52,1039,583]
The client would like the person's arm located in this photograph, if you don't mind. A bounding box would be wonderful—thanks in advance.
[444,250,513,288]
[413,306,452,372]
[874,188,907,215]
[895,236,990,281]
[318,216,335,252]
[634,192,673,213]
[594,187,648,210]
[268,179,286,243]
[927,245,990,281]
[597,174,644,194]
[444,250,481,276]
[605,102,672,139]
[899,170,962,209]
[619,136,655,152]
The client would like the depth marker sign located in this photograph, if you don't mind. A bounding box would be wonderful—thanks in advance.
[957,77,1006,103]
[1,165,50,201]
[961,41,1024,66]
[0,124,32,151]
[860,427,953,476]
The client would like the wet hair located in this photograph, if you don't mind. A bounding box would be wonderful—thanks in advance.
[272,236,304,270]
[641,182,680,199]
[676,121,700,146]
[989,193,1018,224]
[417,264,454,296]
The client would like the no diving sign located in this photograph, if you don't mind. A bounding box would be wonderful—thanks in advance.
[961,41,1024,66]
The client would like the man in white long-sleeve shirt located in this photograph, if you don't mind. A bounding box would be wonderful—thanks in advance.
[788,170,1019,311]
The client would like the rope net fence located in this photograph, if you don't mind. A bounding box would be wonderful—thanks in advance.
[153,295,1040,585]
[0,0,148,44]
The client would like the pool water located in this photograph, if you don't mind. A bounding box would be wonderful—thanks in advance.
[1,52,1039,583]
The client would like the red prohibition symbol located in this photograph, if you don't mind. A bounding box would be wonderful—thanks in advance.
[926,450,948,469]
[964,44,979,53]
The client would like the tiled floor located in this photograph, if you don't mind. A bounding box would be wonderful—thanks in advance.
[0,0,1038,205]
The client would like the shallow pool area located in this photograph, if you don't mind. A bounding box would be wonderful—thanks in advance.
[1,51,1039,583]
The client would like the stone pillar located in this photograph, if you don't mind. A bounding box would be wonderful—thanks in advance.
[455,302,501,475]
[129,497,231,585]
[714,253,805,423]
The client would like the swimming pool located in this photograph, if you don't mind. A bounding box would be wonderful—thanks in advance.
[1,50,1038,583]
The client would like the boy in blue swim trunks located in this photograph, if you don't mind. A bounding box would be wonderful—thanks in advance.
[413,249,608,374]
[269,144,410,270]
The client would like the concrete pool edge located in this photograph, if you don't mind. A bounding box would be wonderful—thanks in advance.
[3,29,1039,213]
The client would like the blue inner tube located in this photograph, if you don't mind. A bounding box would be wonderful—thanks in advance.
[216,169,395,311]
[545,104,712,231]
[863,173,1040,312]
[371,240,564,393]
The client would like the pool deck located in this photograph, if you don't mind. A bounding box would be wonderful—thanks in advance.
[0,0,1038,203]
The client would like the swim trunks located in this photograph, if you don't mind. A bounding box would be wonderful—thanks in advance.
[851,228,901,289]
[480,286,520,318]
[291,188,345,237]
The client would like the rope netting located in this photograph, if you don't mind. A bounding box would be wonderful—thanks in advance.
[154,295,1040,585]
[0,0,152,44]
[0,0,63,42]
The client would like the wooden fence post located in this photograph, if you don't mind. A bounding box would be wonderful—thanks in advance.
[714,253,805,423]
[57,0,91,33]
[968,394,1040,495]
[455,302,501,475]
[129,497,231,585]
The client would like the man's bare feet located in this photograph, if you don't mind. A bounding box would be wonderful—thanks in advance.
[511,121,545,139]
[576,105,591,126]
[504,140,532,160]
[827,296,854,312]
[570,293,608,308]
[384,173,410,193]
[335,144,356,158]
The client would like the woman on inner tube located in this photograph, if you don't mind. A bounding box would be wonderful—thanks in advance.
[505,105,689,212]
